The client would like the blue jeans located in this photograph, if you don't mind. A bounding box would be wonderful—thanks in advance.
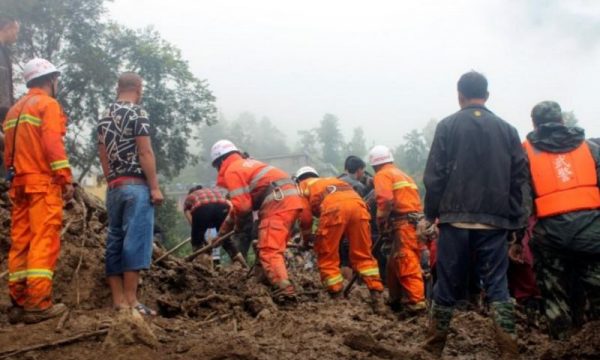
[433,224,510,307]
[105,184,154,276]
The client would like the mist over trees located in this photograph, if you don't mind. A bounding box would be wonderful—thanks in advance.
[3,0,217,181]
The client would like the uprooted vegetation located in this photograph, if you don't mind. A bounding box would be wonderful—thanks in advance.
[0,180,599,359]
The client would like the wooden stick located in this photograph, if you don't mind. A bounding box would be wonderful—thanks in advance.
[0,329,108,359]
[60,219,74,237]
[0,270,7,280]
[153,237,191,264]
[198,314,230,326]
[55,309,71,333]
[185,231,234,262]
[74,198,88,307]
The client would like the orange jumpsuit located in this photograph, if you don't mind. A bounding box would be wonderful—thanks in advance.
[3,89,72,311]
[299,177,383,294]
[217,153,303,289]
[373,163,424,304]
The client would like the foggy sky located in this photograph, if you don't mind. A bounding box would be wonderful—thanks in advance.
[107,0,600,148]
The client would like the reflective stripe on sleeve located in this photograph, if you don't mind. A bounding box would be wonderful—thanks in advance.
[3,115,43,131]
[229,186,250,198]
[50,159,71,170]
[392,181,418,190]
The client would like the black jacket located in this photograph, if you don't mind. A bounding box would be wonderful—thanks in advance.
[423,104,527,229]
[527,124,600,254]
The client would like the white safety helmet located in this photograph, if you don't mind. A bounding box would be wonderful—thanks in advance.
[368,145,394,166]
[294,166,319,181]
[210,139,239,163]
[23,58,60,86]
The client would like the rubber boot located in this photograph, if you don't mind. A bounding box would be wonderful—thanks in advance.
[23,303,68,324]
[370,290,387,315]
[490,301,519,359]
[423,302,453,357]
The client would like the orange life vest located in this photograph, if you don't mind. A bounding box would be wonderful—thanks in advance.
[524,140,600,218]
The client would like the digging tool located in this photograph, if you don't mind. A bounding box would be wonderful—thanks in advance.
[185,231,235,262]
[154,237,191,264]
[343,232,388,298]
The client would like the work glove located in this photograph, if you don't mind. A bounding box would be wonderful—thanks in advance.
[507,230,526,264]
[416,218,438,244]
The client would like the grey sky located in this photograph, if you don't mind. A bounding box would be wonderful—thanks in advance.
[107,0,600,147]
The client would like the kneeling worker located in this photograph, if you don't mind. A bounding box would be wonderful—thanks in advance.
[295,166,385,314]
[183,185,246,267]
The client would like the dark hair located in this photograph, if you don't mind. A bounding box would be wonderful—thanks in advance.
[212,150,239,169]
[0,107,8,122]
[188,185,204,194]
[0,16,16,30]
[26,72,58,89]
[344,156,365,174]
[531,101,563,127]
[457,71,488,99]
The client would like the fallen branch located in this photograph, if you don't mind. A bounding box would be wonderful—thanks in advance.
[153,237,191,264]
[198,314,230,326]
[60,219,75,237]
[55,309,71,333]
[0,329,109,359]
[74,197,88,307]
[185,231,234,262]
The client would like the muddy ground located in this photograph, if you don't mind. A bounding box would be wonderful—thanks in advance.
[0,181,599,359]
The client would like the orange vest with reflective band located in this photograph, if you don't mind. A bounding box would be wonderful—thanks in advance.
[3,89,72,186]
[524,140,600,218]
[373,163,421,218]
[299,177,363,216]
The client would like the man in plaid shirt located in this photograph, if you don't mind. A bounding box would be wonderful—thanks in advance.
[183,185,246,267]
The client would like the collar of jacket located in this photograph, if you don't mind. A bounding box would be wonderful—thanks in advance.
[526,123,585,153]
[217,152,243,182]
[461,104,492,113]
[27,88,49,97]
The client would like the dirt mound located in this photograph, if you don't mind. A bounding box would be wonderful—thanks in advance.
[1,179,599,359]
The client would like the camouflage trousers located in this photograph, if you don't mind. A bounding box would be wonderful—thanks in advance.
[530,242,600,340]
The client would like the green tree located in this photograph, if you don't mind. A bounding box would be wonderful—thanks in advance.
[422,119,438,148]
[253,117,290,157]
[4,0,217,180]
[346,126,367,158]
[395,129,428,177]
[296,129,319,155]
[316,113,344,168]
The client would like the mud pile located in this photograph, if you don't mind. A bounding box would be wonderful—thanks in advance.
[0,179,599,359]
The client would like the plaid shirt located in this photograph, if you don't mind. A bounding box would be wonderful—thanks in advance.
[184,188,229,212]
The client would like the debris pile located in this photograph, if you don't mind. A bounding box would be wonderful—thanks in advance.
[0,179,599,359]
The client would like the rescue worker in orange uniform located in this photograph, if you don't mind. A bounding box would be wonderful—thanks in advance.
[368,145,426,313]
[211,140,303,303]
[3,58,74,324]
[294,166,386,314]
[523,101,600,339]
